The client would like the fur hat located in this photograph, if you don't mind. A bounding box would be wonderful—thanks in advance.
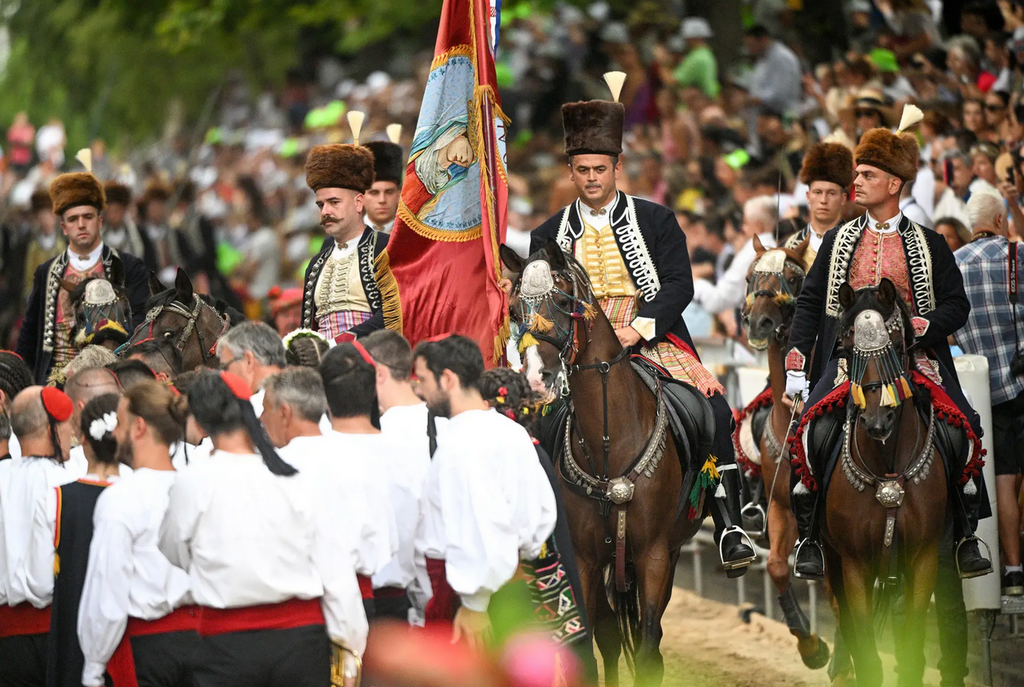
[140,179,173,205]
[363,141,405,186]
[305,144,376,193]
[30,189,52,214]
[103,181,132,207]
[799,142,854,189]
[854,128,920,183]
[562,101,625,157]
[50,173,105,216]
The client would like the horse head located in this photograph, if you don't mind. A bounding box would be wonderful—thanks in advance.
[838,278,915,442]
[500,240,600,400]
[741,235,809,350]
[59,260,132,352]
[120,268,230,371]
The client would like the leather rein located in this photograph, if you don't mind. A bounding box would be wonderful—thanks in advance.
[119,295,229,364]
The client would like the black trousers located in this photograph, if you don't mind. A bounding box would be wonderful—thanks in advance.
[191,625,330,687]
[131,630,201,687]
[373,589,411,623]
[0,634,47,687]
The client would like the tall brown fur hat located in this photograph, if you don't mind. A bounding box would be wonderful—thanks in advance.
[799,142,854,189]
[140,179,173,204]
[50,173,105,216]
[363,141,405,186]
[103,181,132,207]
[30,189,53,214]
[562,101,625,157]
[305,144,376,193]
[854,128,920,183]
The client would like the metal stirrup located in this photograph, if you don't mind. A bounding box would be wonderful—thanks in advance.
[719,525,757,570]
[792,538,825,580]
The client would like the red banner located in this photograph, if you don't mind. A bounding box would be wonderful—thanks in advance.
[376,0,508,363]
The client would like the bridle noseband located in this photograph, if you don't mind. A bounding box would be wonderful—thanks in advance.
[743,249,806,345]
[119,294,229,364]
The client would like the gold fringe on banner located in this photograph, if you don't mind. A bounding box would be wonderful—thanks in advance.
[373,249,403,335]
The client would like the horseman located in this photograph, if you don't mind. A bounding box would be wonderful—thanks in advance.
[785,141,853,270]
[16,172,149,385]
[530,85,756,573]
[786,113,993,580]
[302,143,388,341]
[364,128,404,235]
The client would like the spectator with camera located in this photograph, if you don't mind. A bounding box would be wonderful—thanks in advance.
[954,188,1024,596]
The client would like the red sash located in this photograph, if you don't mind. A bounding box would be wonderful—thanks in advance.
[423,557,459,625]
[198,597,325,637]
[0,603,50,638]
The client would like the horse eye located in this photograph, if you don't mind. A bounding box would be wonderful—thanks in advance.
[162,331,173,339]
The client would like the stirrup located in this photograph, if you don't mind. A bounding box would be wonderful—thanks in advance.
[793,538,825,580]
[719,525,757,570]
[955,535,994,580]
[741,502,767,539]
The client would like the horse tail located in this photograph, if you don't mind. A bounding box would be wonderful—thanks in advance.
[604,564,641,675]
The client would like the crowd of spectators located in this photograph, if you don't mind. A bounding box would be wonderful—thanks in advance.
[2,1,1024,345]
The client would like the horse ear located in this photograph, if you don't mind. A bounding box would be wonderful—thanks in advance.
[174,268,194,303]
[543,238,567,270]
[108,258,125,288]
[878,277,897,307]
[839,282,856,310]
[149,271,166,294]
[58,278,77,294]
[752,234,767,257]
[499,244,524,277]
[793,235,810,260]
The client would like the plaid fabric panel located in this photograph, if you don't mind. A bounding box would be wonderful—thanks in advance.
[602,296,724,396]
[317,310,372,341]
[521,554,588,646]
[954,237,1024,405]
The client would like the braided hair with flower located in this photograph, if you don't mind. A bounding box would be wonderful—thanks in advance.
[478,368,539,428]
[80,393,120,466]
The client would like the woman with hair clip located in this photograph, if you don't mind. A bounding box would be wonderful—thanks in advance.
[159,370,365,687]
[478,368,597,681]
[19,393,121,687]
[282,329,332,368]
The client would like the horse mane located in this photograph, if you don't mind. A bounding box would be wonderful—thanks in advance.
[555,248,596,304]
[839,285,915,351]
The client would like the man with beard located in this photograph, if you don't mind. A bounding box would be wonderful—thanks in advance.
[77,381,199,687]
[411,335,555,650]
[302,144,388,340]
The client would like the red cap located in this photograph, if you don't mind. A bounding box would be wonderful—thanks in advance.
[269,287,303,317]
[41,387,73,422]
[219,371,252,401]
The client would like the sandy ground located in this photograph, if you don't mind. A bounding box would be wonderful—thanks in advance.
[601,588,988,687]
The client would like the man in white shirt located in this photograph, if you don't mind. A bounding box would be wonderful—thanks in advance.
[0,350,34,461]
[691,195,778,314]
[159,370,364,687]
[0,386,81,685]
[78,380,198,687]
[215,321,285,417]
[361,330,432,623]
[412,335,556,650]
[64,367,126,474]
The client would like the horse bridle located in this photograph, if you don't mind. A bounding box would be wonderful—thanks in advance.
[120,295,229,364]
[514,259,597,369]
[742,249,806,342]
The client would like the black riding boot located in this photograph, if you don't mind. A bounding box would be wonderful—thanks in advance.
[792,485,825,580]
[952,477,992,579]
[711,467,757,577]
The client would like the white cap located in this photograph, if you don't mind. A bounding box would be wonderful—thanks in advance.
[681,17,713,40]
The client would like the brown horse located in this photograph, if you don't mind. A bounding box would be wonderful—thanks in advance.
[502,241,712,687]
[739,236,831,670]
[119,268,238,371]
[821,279,946,687]
[58,260,132,353]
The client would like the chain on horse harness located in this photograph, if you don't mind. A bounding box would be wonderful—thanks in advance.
[122,295,229,364]
[841,307,935,587]
[515,258,667,592]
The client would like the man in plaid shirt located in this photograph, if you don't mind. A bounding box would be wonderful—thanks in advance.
[955,188,1024,597]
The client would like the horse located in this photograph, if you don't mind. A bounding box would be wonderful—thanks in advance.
[737,236,831,670]
[58,262,132,353]
[819,279,947,687]
[119,268,240,371]
[502,240,714,687]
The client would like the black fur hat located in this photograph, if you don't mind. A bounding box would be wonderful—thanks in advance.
[562,101,625,157]
[364,141,404,186]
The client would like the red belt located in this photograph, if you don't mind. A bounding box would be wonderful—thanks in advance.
[374,585,407,600]
[0,603,51,638]
[198,597,325,637]
[356,574,374,600]
[424,557,459,625]
[126,605,200,637]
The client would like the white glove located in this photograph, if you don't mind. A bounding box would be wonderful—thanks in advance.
[785,370,809,402]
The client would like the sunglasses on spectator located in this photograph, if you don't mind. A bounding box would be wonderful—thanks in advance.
[986,104,1005,112]
[855,109,880,118]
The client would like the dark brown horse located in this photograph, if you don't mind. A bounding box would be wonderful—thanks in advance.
[58,261,132,353]
[119,268,239,371]
[822,279,946,687]
[502,241,712,687]
[739,236,831,670]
